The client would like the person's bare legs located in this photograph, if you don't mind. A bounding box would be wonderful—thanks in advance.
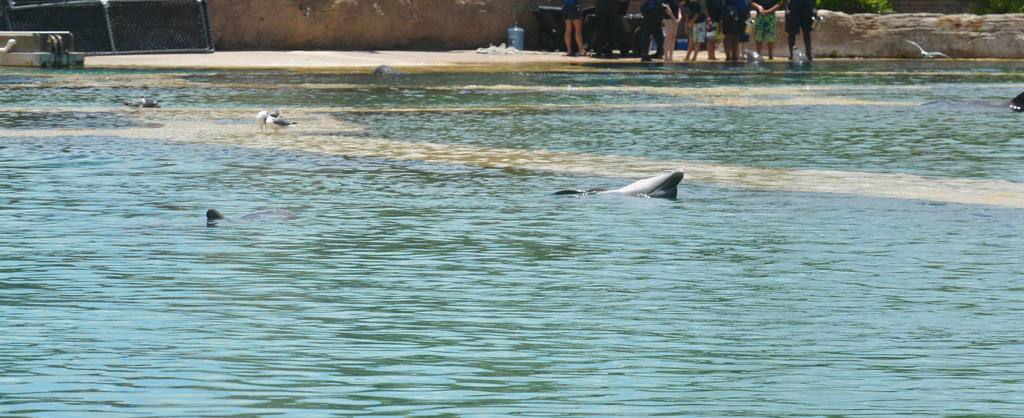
[564,19,573,54]
[663,19,678,62]
[685,34,697,61]
[574,19,585,55]
[564,19,584,55]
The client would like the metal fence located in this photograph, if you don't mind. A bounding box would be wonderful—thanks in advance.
[1,0,214,55]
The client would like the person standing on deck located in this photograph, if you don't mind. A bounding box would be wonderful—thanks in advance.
[662,0,683,62]
[704,0,726,60]
[639,0,666,61]
[592,0,618,58]
[562,0,586,56]
[722,0,751,61]
[683,0,706,61]
[783,0,816,61]
[752,0,780,59]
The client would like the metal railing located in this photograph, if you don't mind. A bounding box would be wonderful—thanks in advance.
[1,0,213,55]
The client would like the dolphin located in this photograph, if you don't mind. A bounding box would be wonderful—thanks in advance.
[124,97,160,108]
[554,169,685,199]
[790,48,809,67]
[922,91,1024,112]
[373,65,402,76]
[744,49,765,65]
[206,208,295,227]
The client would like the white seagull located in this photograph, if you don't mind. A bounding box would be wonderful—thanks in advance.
[257,110,268,133]
[906,40,952,59]
[266,110,297,133]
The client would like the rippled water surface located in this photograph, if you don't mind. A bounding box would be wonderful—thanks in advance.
[2,60,1024,415]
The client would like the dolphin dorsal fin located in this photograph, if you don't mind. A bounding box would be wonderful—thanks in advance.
[206,209,224,222]
[1011,91,1024,112]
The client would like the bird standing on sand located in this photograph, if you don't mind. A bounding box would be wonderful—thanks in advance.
[266,110,297,133]
[257,110,269,133]
[906,40,952,59]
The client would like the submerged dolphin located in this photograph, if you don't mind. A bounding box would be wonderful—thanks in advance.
[554,169,685,199]
[922,91,1024,112]
[744,49,765,65]
[124,97,160,108]
[373,65,402,76]
[790,48,809,67]
[206,208,295,227]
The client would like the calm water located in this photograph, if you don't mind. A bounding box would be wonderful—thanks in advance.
[2,60,1024,416]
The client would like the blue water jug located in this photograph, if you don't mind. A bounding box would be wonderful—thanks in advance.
[508,21,525,50]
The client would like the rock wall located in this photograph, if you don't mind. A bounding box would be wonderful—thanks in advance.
[208,0,548,50]
[891,0,970,14]
[208,0,1024,59]
[804,11,1024,58]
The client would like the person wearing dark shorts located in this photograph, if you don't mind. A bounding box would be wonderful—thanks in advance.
[705,0,724,60]
[592,0,618,58]
[562,0,585,56]
[639,0,666,62]
[722,0,750,61]
[784,0,816,61]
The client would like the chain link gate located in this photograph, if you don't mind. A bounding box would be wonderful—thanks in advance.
[1,0,214,55]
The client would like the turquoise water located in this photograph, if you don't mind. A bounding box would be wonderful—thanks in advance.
[2,60,1024,415]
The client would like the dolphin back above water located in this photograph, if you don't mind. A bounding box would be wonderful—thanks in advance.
[373,65,402,76]
[922,90,1024,112]
[125,97,160,108]
[554,169,685,199]
[744,49,765,65]
[790,48,809,67]
[206,208,296,227]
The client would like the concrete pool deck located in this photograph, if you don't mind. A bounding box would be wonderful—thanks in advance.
[83,49,726,72]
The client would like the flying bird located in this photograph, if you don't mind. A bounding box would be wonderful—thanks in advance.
[906,40,952,59]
